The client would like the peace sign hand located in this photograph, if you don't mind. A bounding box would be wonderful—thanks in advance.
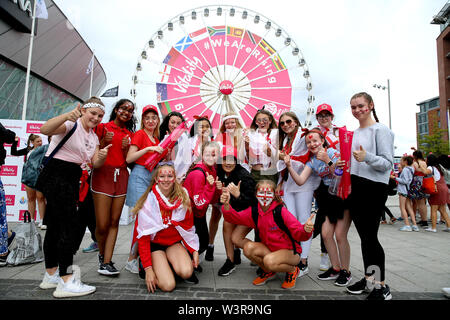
[304,213,315,233]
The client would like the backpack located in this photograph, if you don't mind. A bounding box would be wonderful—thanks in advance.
[250,204,300,255]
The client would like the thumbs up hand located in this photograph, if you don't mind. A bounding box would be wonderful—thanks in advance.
[67,104,82,122]
[98,144,112,161]
[228,181,241,198]
[206,172,215,186]
[352,145,366,162]
[220,186,231,204]
[304,213,315,233]
[121,134,130,149]
[104,129,114,144]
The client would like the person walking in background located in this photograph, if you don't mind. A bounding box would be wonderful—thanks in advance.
[410,150,430,227]
[345,92,394,300]
[396,156,419,232]
[424,154,450,232]
[437,154,450,212]
[36,97,111,298]
[11,134,44,223]
[124,104,163,274]
[91,99,136,276]
[0,123,17,266]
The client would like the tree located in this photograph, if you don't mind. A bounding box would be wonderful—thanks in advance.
[418,128,449,156]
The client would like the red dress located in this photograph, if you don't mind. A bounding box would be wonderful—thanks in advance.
[428,167,450,206]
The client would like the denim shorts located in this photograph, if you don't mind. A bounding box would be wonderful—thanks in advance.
[125,164,153,208]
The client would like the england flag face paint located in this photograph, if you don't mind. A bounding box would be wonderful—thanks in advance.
[256,187,275,207]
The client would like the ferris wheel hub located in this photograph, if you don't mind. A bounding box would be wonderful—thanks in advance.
[219,80,234,95]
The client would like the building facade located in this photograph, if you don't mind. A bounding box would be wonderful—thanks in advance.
[0,0,107,121]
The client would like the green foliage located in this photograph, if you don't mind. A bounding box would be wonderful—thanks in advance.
[418,128,450,156]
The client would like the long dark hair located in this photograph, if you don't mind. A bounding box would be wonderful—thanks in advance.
[413,150,425,161]
[250,108,278,134]
[278,111,301,151]
[426,153,443,175]
[159,111,185,141]
[189,116,213,138]
[109,99,137,132]
[438,154,450,170]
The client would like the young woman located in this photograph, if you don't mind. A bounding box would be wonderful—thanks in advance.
[36,97,111,298]
[91,99,136,276]
[124,104,163,274]
[345,92,394,300]
[221,179,315,289]
[244,108,279,185]
[395,156,419,231]
[11,134,44,224]
[276,111,320,278]
[410,150,430,227]
[215,146,257,276]
[314,104,341,271]
[284,128,352,287]
[183,141,221,280]
[206,113,246,262]
[134,162,199,293]
[158,111,190,182]
[424,154,450,232]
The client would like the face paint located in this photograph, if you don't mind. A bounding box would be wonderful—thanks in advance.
[256,187,275,207]
[308,135,313,140]
[157,169,176,183]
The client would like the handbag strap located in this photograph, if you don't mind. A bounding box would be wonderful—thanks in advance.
[41,121,78,167]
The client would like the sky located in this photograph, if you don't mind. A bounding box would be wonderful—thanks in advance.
[53,0,448,156]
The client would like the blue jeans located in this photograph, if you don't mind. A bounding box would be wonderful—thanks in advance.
[125,164,153,208]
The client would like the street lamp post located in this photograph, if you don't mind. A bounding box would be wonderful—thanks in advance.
[373,79,392,130]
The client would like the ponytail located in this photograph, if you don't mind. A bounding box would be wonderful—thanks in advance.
[350,92,379,122]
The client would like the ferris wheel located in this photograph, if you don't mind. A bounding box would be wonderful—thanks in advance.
[131,5,315,132]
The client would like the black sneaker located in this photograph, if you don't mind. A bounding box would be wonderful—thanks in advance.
[334,269,352,287]
[194,264,203,273]
[297,260,309,278]
[218,259,236,277]
[346,277,370,295]
[418,220,428,227]
[233,248,241,265]
[366,284,392,300]
[0,254,7,267]
[98,262,120,276]
[185,273,199,284]
[205,245,214,261]
[317,267,340,280]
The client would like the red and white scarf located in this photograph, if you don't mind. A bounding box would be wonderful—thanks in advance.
[136,185,199,251]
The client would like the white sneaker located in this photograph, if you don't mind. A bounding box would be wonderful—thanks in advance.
[124,259,139,274]
[442,287,450,298]
[53,266,96,298]
[411,225,420,232]
[39,270,61,289]
[424,228,437,233]
[319,253,330,271]
[399,225,412,232]
[40,224,47,230]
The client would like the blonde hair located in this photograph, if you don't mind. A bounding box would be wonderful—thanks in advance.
[132,164,190,216]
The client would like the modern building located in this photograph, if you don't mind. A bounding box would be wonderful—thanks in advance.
[430,2,450,148]
[0,0,106,121]
[416,96,441,140]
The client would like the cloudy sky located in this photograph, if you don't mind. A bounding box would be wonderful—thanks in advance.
[53,0,448,156]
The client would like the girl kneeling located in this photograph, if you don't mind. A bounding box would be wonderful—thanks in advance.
[220,180,314,289]
[134,163,199,293]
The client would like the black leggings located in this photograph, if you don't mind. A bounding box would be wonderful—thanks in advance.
[349,175,388,282]
[194,215,209,255]
[37,158,81,277]
[381,205,394,221]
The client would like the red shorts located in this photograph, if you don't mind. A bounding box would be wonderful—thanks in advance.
[91,165,129,197]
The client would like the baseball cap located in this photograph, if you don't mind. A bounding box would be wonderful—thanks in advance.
[316,103,334,115]
[142,104,158,115]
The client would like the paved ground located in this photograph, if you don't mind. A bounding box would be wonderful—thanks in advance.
[1,195,449,305]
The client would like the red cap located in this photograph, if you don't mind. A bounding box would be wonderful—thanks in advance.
[142,104,158,115]
[316,103,333,115]
[222,145,237,159]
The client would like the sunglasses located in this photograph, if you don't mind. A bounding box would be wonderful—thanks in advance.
[279,119,293,126]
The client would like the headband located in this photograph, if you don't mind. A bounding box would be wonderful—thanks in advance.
[222,115,239,122]
[300,128,324,139]
[82,102,105,113]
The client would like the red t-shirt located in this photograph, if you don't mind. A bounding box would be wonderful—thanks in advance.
[130,129,160,166]
[95,121,132,167]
